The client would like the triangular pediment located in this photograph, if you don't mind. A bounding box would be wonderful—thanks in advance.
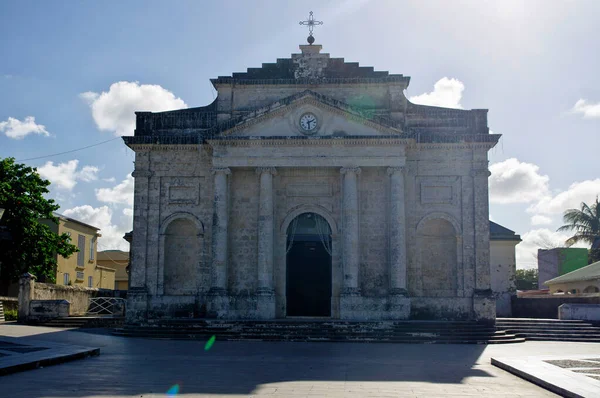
[217,90,402,138]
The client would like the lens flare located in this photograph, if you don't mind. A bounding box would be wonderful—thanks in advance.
[167,384,180,395]
[205,335,216,351]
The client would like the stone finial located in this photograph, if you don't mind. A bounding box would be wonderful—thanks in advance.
[340,167,361,175]
[211,167,231,176]
[387,166,405,176]
[255,167,277,176]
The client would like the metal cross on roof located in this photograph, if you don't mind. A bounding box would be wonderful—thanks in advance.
[299,11,323,44]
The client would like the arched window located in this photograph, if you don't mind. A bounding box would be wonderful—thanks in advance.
[583,286,599,293]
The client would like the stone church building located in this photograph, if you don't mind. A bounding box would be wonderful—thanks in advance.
[124,42,501,323]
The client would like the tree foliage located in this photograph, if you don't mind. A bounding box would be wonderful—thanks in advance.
[557,197,600,264]
[515,268,539,290]
[557,197,600,246]
[0,157,77,284]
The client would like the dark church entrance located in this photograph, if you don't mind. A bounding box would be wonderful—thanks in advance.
[286,213,332,317]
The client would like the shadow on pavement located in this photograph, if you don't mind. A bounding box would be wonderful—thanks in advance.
[0,323,492,397]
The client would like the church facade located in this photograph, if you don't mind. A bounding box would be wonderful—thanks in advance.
[124,43,500,323]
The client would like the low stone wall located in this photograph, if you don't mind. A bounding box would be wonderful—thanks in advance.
[0,296,18,313]
[18,273,123,320]
[33,283,99,316]
[512,296,600,319]
[559,304,600,321]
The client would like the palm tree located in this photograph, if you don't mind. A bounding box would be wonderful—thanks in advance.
[557,197,600,263]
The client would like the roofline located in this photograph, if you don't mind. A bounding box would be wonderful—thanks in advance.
[52,212,100,231]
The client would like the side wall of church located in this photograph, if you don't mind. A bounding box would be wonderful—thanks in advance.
[404,146,492,319]
[131,148,214,318]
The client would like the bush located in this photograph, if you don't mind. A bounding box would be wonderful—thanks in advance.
[4,307,17,321]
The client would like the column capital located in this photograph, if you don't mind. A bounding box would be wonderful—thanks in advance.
[471,168,491,178]
[211,167,231,176]
[387,166,405,176]
[340,166,361,175]
[131,169,152,178]
[255,167,277,176]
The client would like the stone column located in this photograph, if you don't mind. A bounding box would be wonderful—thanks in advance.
[388,166,407,296]
[130,168,152,290]
[256,167,277,319]
[472,167,495,322]
[209,167,231,296]
[126,166,151,324]
[256,167,277,293]
[341,167,361,294]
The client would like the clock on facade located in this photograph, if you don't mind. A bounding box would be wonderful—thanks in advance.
[299,112,318,133]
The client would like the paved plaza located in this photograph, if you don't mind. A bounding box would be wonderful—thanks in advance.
[2,324,600,397]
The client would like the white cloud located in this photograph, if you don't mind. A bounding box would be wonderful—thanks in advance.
[528,179,600,215]
[489,158,550,204]
[571,99,600,119]
[63,205,132,251]
[530,215,553,226]
[37,160,99,190]
[81,81,187,136]
[0,116,50,140]
[409,77,464,109]
[95,174,134,206]
[103,177,116,183]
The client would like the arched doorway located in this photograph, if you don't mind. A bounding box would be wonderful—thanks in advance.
[286,212,332,317]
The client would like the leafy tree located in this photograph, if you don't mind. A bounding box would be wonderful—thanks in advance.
[557,197,600,264]
[0,157,77,291]
[515,268,539,290]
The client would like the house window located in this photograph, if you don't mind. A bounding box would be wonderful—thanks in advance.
[76,271,84,280]
[89,237,95,261]
[63,273,70,285]
[77,235,85,266]
[88,276,93,288]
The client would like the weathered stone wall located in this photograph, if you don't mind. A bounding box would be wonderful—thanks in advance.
[490,240,518,316]
[31,282,100,316]
[229,169,259,295]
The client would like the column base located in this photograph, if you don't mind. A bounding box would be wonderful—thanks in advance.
[473,289,496,323]
[256,290,276,320]
[125,287,148,325]
[388,295,411,319]
[207,288,230,318]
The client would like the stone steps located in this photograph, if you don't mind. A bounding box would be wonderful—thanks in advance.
[114,320,524,344]
[495,318,600,342]
[28,316,125,328]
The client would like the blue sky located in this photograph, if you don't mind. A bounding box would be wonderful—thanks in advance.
[1,0,599,266]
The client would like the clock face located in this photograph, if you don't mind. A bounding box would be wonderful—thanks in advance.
[299,113,318,132]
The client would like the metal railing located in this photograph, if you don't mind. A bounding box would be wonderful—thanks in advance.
[87,297,126,316]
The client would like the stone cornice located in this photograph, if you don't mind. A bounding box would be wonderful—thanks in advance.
[209,136,411,147]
